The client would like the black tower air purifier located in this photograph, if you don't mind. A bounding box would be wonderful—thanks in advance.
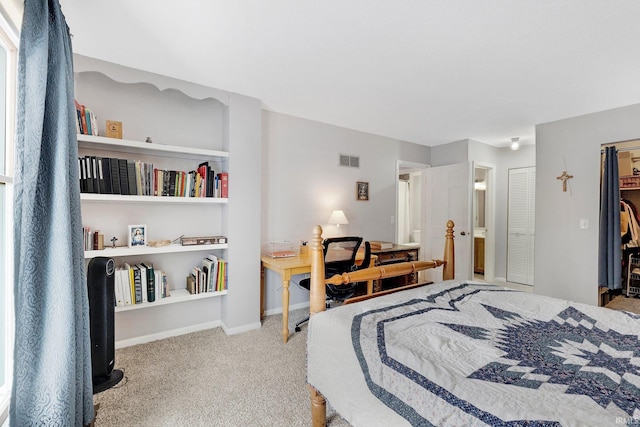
[87,257,123,393]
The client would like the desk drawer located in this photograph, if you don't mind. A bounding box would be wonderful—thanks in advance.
[377,250,418,264]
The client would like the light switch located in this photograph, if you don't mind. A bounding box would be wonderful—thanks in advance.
[579,219,589,229]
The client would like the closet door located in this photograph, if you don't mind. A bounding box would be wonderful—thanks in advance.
[507,167,535,285]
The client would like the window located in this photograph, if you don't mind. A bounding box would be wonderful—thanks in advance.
[0,7,18,424]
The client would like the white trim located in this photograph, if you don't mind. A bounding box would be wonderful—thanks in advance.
[0,176,9,184]
[220,320,262,336]
[115,320,222,349]
[264,300,310,317]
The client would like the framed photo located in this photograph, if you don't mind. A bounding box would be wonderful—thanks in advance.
[128,224,147,247]
[357,181,369,201]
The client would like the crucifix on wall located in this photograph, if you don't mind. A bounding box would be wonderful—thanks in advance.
[557,170,573,192]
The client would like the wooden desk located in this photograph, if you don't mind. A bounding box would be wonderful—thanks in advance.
[370,245,420,291]
[261,250,374,343]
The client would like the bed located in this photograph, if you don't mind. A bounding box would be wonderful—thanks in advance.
[306,221,640,426]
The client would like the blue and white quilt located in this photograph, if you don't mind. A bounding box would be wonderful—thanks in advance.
[307,281,640,427]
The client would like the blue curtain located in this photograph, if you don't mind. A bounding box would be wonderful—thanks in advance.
[11,1,94,425]
[598,146,621,290]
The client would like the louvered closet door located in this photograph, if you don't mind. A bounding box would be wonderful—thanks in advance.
[507,167,535,285]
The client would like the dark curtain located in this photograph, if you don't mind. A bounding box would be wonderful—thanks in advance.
[598,146,622,290]
[11,0,94,425]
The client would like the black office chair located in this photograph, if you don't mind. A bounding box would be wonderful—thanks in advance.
[294,237,371,332]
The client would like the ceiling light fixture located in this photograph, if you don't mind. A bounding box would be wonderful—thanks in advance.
[510,137,520,151]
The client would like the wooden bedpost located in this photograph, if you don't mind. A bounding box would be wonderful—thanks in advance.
[442,220,455,280]
[309,225,327,427]
[309,225,326,316]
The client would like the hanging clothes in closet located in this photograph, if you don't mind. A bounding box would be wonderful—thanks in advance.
[621,199,640,248]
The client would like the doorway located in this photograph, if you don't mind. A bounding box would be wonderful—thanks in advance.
[473,163,496,283]
[396,161,427,247]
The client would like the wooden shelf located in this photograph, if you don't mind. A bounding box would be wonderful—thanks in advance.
[115,288,227,312]
[80,193,228,204]
[85,243,228,259]
[77,134,228,161]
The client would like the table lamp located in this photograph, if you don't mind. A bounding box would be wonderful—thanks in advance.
[328,210,349,227]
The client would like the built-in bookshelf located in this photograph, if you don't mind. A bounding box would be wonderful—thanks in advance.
[79,133,229,313]
[74,53,262,346]
[76,68,230,316]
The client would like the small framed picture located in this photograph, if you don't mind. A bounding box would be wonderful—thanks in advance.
[128,224,147,247]
[357,181,369,201]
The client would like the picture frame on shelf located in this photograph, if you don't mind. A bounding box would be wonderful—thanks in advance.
[357,181,369,201]
[128,224,147,247]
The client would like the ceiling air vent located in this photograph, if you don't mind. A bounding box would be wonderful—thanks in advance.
[339,154,360,168]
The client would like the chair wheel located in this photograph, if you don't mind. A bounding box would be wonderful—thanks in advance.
[295,326,301,332]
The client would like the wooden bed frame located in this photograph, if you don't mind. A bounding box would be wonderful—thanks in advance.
[307,220,456,426]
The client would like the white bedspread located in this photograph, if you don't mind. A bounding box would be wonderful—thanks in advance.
[307,281,640,426]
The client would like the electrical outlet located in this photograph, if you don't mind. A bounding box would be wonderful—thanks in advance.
[390,215,395,224]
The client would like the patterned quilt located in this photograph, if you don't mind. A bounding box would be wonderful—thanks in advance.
[308,281,640,426]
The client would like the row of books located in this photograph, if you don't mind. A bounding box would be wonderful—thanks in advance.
[115,262,170,307]
[83,227,103,251]
[188,254,228,294]
[75,100,98,136]
[79,155,229,198]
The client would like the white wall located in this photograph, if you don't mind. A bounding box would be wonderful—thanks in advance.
[535,103,640,305]
[261,111,430,313]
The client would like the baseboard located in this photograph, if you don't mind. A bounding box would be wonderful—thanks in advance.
[493,277,506,283]
[115,320,221,349]
[264,301,310,317]
[220,321,262,336]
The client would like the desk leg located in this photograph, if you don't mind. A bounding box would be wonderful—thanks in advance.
[282,277,291,343]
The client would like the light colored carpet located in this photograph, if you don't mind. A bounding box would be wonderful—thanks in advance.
[93,309,349,427]
[606,294,640,314]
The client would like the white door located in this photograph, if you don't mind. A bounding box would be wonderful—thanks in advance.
[507,167,536,285]
[422,162,473,282]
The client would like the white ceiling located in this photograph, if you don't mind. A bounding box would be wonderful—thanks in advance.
[58,0,640,148]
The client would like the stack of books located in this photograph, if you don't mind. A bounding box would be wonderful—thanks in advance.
[187,254,228,294]
[114,263,169,307]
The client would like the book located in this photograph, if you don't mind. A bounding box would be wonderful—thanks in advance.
[137,263,148,303]
[100,158,113,194]
[180,236,227,246]
[110,157,121,194]
[370,241,393,250]
[132,265,143,304]
[113,266,122,307]
[127,160,137,195]
[119,266,132,306]
[144,263,155,302]
[218,172,228,198]
[118,159,129,195]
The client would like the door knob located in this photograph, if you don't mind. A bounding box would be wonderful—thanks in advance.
[460,231,467,236]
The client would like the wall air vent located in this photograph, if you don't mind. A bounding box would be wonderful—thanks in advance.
[339,154,360,168]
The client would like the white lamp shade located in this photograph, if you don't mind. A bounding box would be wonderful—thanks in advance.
[328,210,349,226]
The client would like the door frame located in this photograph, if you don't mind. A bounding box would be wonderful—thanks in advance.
[395,160,428,245]
[473,162,496,282]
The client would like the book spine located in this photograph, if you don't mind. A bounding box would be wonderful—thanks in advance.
[146,264,155,302]
[133,265,143,304]
[127,160,137,195]
[118,159,129,195]
[218,172,229,198]
[110,158,121,195]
